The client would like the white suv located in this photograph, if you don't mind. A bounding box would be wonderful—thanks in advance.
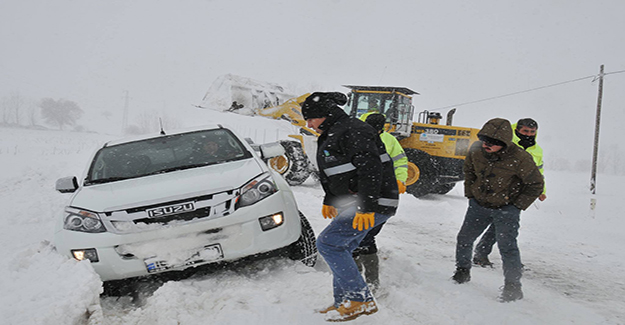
[54,125,317,284]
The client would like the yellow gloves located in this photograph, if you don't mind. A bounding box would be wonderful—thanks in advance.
[397,180,406,194]
[322,205,375,231]
[322,205,338,219]
[352,212,375,231]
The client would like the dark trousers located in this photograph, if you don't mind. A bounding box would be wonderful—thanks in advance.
[475,224,497,258]
[455,199,523,284]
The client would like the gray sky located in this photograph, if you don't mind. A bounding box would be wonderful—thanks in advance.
[2,0,624,167]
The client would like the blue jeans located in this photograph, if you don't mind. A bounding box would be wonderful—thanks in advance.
[455,199,523,284]
[316,206,391,306]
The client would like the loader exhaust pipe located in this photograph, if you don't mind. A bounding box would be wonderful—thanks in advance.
[446,108,456,126]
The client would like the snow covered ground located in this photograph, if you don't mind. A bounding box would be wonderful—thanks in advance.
[1,108,624,324]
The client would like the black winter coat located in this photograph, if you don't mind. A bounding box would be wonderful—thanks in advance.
[316,108,399,215]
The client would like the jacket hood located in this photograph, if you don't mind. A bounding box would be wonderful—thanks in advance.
[478,118,513,148]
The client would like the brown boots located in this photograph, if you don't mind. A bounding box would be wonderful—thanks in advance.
[323,300,378,322]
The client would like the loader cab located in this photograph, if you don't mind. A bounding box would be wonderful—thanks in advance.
[342,85,418,137]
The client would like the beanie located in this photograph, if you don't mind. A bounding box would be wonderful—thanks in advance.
[365,113,386,132]
[517,118,538,129]
[301,92,348,119]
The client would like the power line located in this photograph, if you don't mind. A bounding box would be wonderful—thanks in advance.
[428,69,625,111]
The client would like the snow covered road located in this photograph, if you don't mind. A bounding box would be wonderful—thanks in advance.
[1,126,624,325]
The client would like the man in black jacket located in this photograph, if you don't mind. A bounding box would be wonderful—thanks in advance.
[302,92,398,322]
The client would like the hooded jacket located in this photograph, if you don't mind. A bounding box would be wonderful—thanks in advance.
[315,107,399,216]
[463,118,544,210]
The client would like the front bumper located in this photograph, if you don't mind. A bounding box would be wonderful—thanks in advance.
[54,191,301,281]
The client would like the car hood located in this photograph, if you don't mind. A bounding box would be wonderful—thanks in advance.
[70,158,265,212]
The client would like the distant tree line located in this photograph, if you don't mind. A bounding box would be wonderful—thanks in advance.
[1,93,84,130]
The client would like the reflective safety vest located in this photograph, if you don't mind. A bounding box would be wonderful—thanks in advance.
[359,111,379,122]
[379,132,408,183]
[512,123,546,194]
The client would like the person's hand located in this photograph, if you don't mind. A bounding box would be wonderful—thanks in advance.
[352,212,375,231]
[322,205,337,219]
[539,194,547,201]
[397,180,406,194]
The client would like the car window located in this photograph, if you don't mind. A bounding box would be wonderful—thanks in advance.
[85,129,253,185]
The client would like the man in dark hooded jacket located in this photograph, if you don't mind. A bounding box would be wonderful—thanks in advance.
[301,92,398,321]
[452,118,543,302]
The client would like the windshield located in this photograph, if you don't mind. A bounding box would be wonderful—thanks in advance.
[85,129,253,185]
[344,92,396,119]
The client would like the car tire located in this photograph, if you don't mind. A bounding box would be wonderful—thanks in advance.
[267,141,311,186]
[404,148,436,198]
[287,211,318,267]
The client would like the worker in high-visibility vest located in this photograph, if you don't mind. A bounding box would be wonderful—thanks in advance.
[352,113,408,293]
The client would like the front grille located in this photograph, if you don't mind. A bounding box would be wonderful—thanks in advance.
[133,207,213,225]
[105,190,238,232]
[125,194,216,214]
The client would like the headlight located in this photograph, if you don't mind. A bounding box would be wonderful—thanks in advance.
[259,212,284,231]
[236,173,277,209]
[63,207,106,233]
[71,248,99,262]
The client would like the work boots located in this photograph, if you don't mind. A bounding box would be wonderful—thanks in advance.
[324,300,378,322]
[316,304,338,314]
[452,267,471,284]
[498,282,524,302]
[473,255,494,268]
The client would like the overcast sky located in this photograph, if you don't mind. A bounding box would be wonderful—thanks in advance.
[2,0,624,165]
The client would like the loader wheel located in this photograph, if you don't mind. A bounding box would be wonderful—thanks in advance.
[268,140,311,186]
[404,148,435,198]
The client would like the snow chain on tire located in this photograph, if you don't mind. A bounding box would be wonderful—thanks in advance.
[288,211,318,267]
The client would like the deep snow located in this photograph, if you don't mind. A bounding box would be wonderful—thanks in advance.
[1,107,624,325]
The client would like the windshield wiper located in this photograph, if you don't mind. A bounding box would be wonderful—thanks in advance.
[85,177,131,185]
[142,163,214,176]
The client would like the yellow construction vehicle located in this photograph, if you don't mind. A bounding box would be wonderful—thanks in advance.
[340,85,480,197]
[200,75,481,197]
[256,85,480,197]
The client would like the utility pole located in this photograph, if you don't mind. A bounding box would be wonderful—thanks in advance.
[589,64,604,217]
[122,90,130,134]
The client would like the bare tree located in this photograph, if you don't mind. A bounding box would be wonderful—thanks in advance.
[27,104,38,126]
[9,92,23,125]
[39,98,83,130]
[1,96,8,124]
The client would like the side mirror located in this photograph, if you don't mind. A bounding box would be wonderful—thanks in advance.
[259,142,285,159]
[56,176,79,193]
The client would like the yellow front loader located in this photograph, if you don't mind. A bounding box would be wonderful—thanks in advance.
[200,75,481,197]
[341,85,480,197]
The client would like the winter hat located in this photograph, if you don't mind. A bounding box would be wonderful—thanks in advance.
[301,92,348,119]
[517,118,538,130]
[365,113,386,132]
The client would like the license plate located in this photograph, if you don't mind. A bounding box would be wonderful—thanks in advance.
[144,244,224,273]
